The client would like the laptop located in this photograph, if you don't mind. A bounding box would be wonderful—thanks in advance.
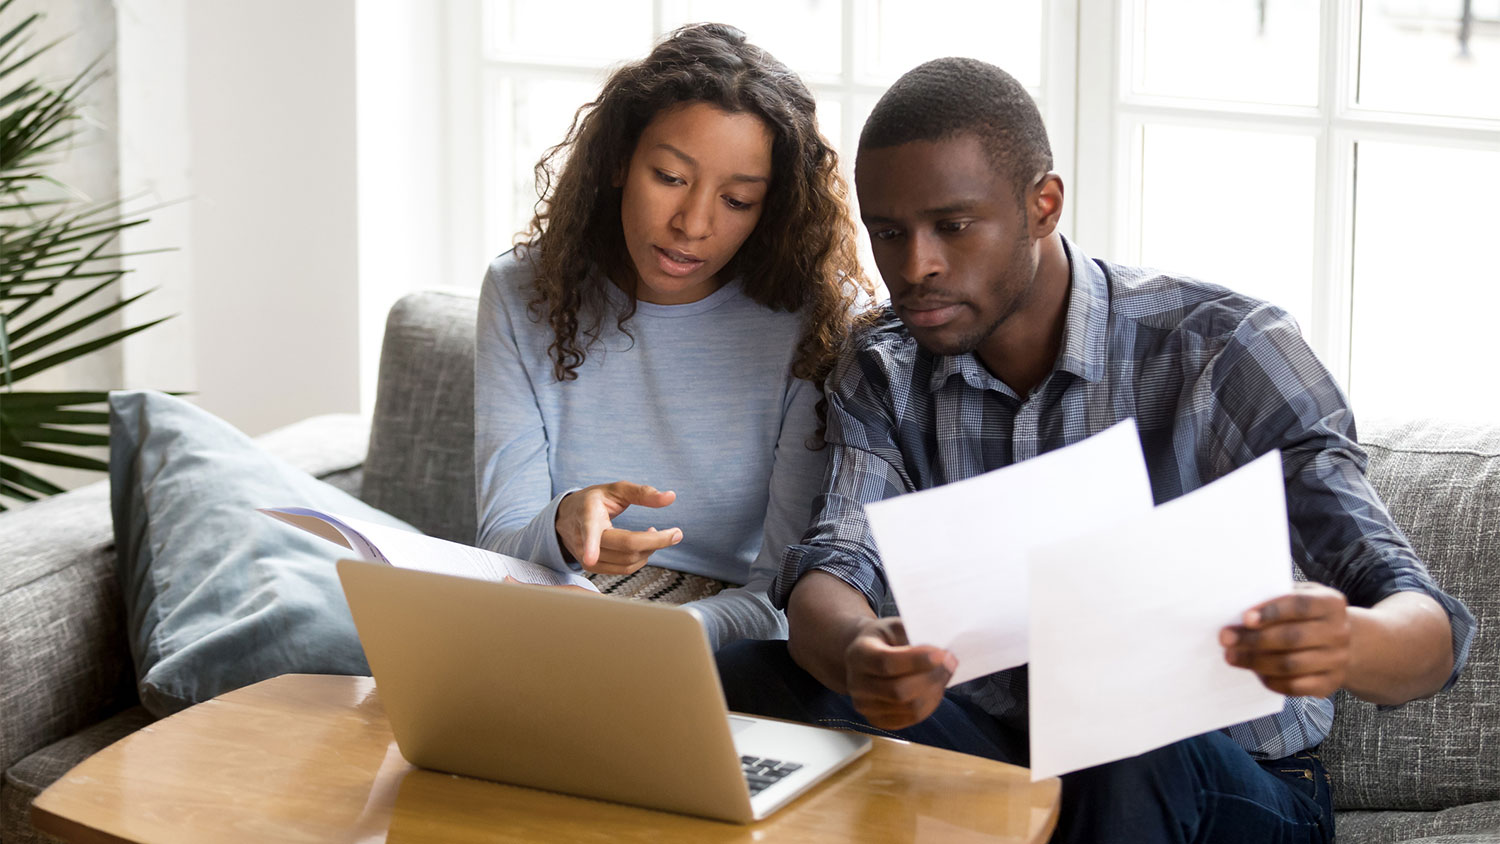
[336,559,871,823]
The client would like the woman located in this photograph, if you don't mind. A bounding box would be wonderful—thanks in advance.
[474,23,869,650]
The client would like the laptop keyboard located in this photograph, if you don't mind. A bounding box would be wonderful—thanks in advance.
[740,755,804,796]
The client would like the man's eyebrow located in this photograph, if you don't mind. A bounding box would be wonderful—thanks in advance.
[655,143,769,184]
[862,202,982,223]
[923,201,982,216]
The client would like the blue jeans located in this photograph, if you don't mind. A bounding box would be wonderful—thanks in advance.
[717,639,1334,844]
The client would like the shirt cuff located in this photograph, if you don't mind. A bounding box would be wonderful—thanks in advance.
[772,544,885,615]
[534,488,582,573]
[1354,557,1476,699]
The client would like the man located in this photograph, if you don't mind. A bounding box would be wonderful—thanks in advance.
[716,58,1473,843]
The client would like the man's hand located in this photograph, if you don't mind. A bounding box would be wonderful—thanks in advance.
[844,617,957,730]
[555,481,682,575]
[1221,582,1351,698]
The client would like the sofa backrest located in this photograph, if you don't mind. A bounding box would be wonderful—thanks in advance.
[361,291,1498,812]
[1322,418,1500,812]
[362,291,479,544]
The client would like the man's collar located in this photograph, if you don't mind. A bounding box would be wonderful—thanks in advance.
[1055,236,1109,384]
[924,235,1108,395]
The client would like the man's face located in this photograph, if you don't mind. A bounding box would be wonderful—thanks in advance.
[855,134,1038,358]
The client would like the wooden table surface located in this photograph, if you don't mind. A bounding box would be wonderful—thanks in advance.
[31,674,1060,843]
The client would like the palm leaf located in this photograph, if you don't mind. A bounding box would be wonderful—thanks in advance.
[6,316,169,383]
[0,407,108,425]
[0,459,65,496]
[4,275,129,346]
[0,389,108,408]
[0,6,171,506]
[0,479,40,504]
[0,444,106,470]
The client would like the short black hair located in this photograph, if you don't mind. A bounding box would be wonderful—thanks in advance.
[858,57,1053,200]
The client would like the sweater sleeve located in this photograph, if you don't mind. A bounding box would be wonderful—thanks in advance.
[681,373,827,650]
[473,254,573,572]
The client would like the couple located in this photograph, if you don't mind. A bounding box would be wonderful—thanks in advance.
[473,23,1472,844]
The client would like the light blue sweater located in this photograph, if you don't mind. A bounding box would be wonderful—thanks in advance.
[474,250,829,649]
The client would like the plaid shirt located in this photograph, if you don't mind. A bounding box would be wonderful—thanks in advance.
[774,237,1474,760]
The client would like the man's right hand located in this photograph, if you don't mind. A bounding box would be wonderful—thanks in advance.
[555,481,681,575]
[843,616,956,730]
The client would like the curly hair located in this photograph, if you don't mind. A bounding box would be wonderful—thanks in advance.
[516,22,870,390]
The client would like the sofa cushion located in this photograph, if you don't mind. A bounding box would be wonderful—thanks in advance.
[361,290,478,544]
[1323,418,1500,812]
[0,705,154,844]
[109,390,414,717]
[1336,802,1500,844]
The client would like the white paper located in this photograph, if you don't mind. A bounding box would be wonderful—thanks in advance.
[1026,451,1292,781]
[863,419,1154,685]
[260,506,598,591]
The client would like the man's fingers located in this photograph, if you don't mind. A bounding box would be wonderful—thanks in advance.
[1228,646,1343,678]
[599,526,682,553]
[850,670,949,729]
[1260,671,1342,698]
[1221,618,1349,653]
[1245,583,1345,627]
[856,641,954,680]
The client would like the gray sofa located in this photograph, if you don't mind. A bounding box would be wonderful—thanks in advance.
[1,290,1496,843]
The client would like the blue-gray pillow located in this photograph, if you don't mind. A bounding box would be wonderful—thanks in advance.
[109,390,415,716]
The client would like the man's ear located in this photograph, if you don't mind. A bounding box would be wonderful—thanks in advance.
[1028,173,1065,238]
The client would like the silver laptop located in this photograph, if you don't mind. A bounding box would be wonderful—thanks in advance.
[336,559,871,823]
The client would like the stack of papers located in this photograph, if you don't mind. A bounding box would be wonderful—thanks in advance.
[863,420,1291,780]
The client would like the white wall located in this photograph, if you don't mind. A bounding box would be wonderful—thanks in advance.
[355,0,453,413]
[26,0,120,395]
[116,0,362,436]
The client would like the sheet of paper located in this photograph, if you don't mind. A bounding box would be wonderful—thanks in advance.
[1026,450,1292,781]
[863,419,1154,685]
[260,506,598,591]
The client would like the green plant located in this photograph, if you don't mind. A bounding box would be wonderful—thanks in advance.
[0,1,168,510]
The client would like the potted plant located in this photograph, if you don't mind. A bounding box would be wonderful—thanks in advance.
[0,0,168,510]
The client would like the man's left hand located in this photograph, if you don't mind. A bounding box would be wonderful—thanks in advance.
[1221,582,1351,698]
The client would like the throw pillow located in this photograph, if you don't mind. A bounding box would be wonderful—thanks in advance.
[109,390,415,716]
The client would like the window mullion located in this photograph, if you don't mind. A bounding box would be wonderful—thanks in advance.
[1316,0,1358,389]
[1072,0,1119,256]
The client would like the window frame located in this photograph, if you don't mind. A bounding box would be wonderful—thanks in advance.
[447,0,1081,285]
[1074,0,1500,391]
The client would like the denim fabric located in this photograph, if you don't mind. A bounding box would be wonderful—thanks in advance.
[717,639,1333,843]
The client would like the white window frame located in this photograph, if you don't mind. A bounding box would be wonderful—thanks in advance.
[442,0,1081,281]
[1074,0,1500,389]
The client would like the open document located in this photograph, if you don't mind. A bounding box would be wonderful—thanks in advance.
[863,419,1154,685]
[1026,451,1291,780]
[260,506,598,592]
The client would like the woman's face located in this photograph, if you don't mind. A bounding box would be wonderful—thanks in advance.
[618,102,774,305]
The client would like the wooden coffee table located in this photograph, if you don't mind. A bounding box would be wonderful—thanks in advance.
[31,674,1060,843]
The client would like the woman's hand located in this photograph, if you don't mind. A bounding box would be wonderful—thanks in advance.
[555,481,682,575]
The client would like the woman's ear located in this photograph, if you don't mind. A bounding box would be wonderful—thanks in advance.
[611,161,628,189]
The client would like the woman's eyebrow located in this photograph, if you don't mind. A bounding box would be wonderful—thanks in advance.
[654,143,769,184]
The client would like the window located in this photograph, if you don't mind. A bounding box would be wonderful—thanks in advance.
[454,0,1076,289]
[448,0,1499,423]
[1076,0,1500,423]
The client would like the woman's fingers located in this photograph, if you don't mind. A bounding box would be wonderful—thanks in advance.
[587,527,683,575]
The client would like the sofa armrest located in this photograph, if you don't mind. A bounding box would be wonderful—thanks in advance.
[0,411,371,777]
[0,481,133,777]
